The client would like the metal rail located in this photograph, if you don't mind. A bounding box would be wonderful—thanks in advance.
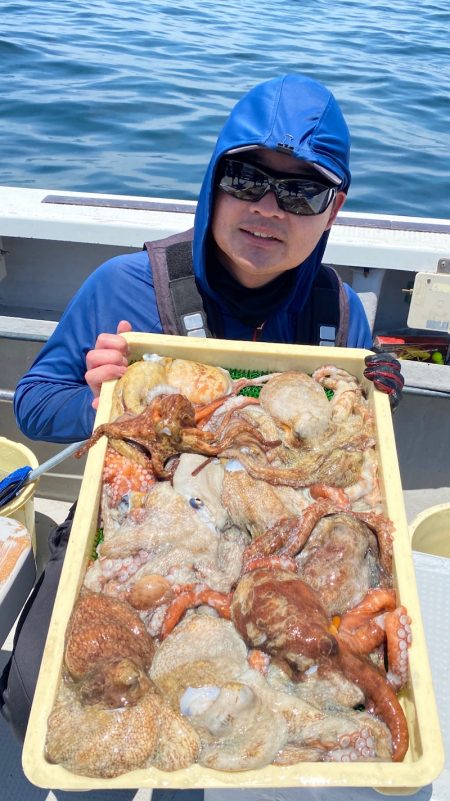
[2,385,450,403]
[42,194,197,215]
[41,194,450,234]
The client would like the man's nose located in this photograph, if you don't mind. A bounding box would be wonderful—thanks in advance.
[249,187,284,217]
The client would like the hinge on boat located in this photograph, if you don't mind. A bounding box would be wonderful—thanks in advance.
[437,258,450,274]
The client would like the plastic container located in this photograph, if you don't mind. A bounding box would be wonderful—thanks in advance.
[410,503,450,558]
[22,334,445,792]
[0,516,36,647]
[0,436,39,551]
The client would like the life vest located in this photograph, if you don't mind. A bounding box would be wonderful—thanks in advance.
[144,228,349,345]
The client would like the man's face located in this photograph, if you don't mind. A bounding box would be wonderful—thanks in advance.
[211,148,346,288]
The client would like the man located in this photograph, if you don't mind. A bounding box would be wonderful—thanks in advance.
[1,74,402,741]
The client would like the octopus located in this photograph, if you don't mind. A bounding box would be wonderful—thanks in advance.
[92,481,245,596]
[218,366,376,489]
[295,511,389,615]
[221,461,311,539]
[112,353,278,416]
[231,568,410,762]
[76,391,279,478]
[64,590,155,680]
[150,615,249,708]
[45,657,200,777]
[242,501,394,580]
[258,370,333,443]
[151,615,392,768]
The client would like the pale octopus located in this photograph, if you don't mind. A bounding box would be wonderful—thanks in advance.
[84,459,246,634]
[111,353,277,416]
[204,366,378,495]
[150,614,393,768]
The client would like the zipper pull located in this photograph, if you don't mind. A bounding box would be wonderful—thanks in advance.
[252,321,266,342]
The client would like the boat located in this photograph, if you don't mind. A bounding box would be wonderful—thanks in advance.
[0,184,449,800]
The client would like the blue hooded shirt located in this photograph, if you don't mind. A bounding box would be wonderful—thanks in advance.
[193,74,366,343]
[14,74,371,442]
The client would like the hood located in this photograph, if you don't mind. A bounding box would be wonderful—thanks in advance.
[193,74,351,315]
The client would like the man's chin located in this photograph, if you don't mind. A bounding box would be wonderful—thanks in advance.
[227,262,286,288]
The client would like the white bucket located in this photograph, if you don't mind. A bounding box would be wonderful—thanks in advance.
[0,436,39,551]
[410,502,450,558]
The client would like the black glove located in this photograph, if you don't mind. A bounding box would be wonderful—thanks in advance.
[363,353,404,410]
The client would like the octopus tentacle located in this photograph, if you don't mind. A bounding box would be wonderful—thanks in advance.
[352,511,394,576]
[230,447,365,489]
[309,483,351,506]
[338,649,409,762]
[243,555,298,574]
[161,584,232,639]
[336,618,387,656]
[243,500,347,564]
[338,589,397,632]
[195,395,260,426]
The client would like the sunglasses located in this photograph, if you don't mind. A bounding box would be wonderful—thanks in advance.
[217,158,338,216]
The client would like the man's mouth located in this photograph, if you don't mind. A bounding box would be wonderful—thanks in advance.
[241,227,281,241]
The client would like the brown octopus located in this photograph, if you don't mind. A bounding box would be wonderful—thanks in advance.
[64,590,155,680]
[242,500,394,580]
[76,392,280,478]
[231,568,409,762]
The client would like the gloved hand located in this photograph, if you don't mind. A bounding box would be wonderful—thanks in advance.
[363,353,404,410]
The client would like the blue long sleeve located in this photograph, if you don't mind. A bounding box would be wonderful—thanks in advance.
[14,250,162,442]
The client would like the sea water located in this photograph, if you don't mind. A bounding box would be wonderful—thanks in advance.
[1,0,449,218]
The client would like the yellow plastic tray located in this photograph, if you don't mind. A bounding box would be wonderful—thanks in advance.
[22,334,444,792]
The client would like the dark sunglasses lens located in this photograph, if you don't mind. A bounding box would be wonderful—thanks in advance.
[277,181,335,215]
[219,160,267,201]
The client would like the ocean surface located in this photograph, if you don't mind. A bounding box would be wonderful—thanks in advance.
[1,0,449,218]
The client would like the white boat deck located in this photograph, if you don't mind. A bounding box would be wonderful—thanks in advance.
[1,491,450,801]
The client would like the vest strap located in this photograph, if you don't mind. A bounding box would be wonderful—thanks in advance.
[144,229,212,337]
[328,265,350,347]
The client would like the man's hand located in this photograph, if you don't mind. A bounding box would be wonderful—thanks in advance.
[85,320,132,410]
[363,353,404,410]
